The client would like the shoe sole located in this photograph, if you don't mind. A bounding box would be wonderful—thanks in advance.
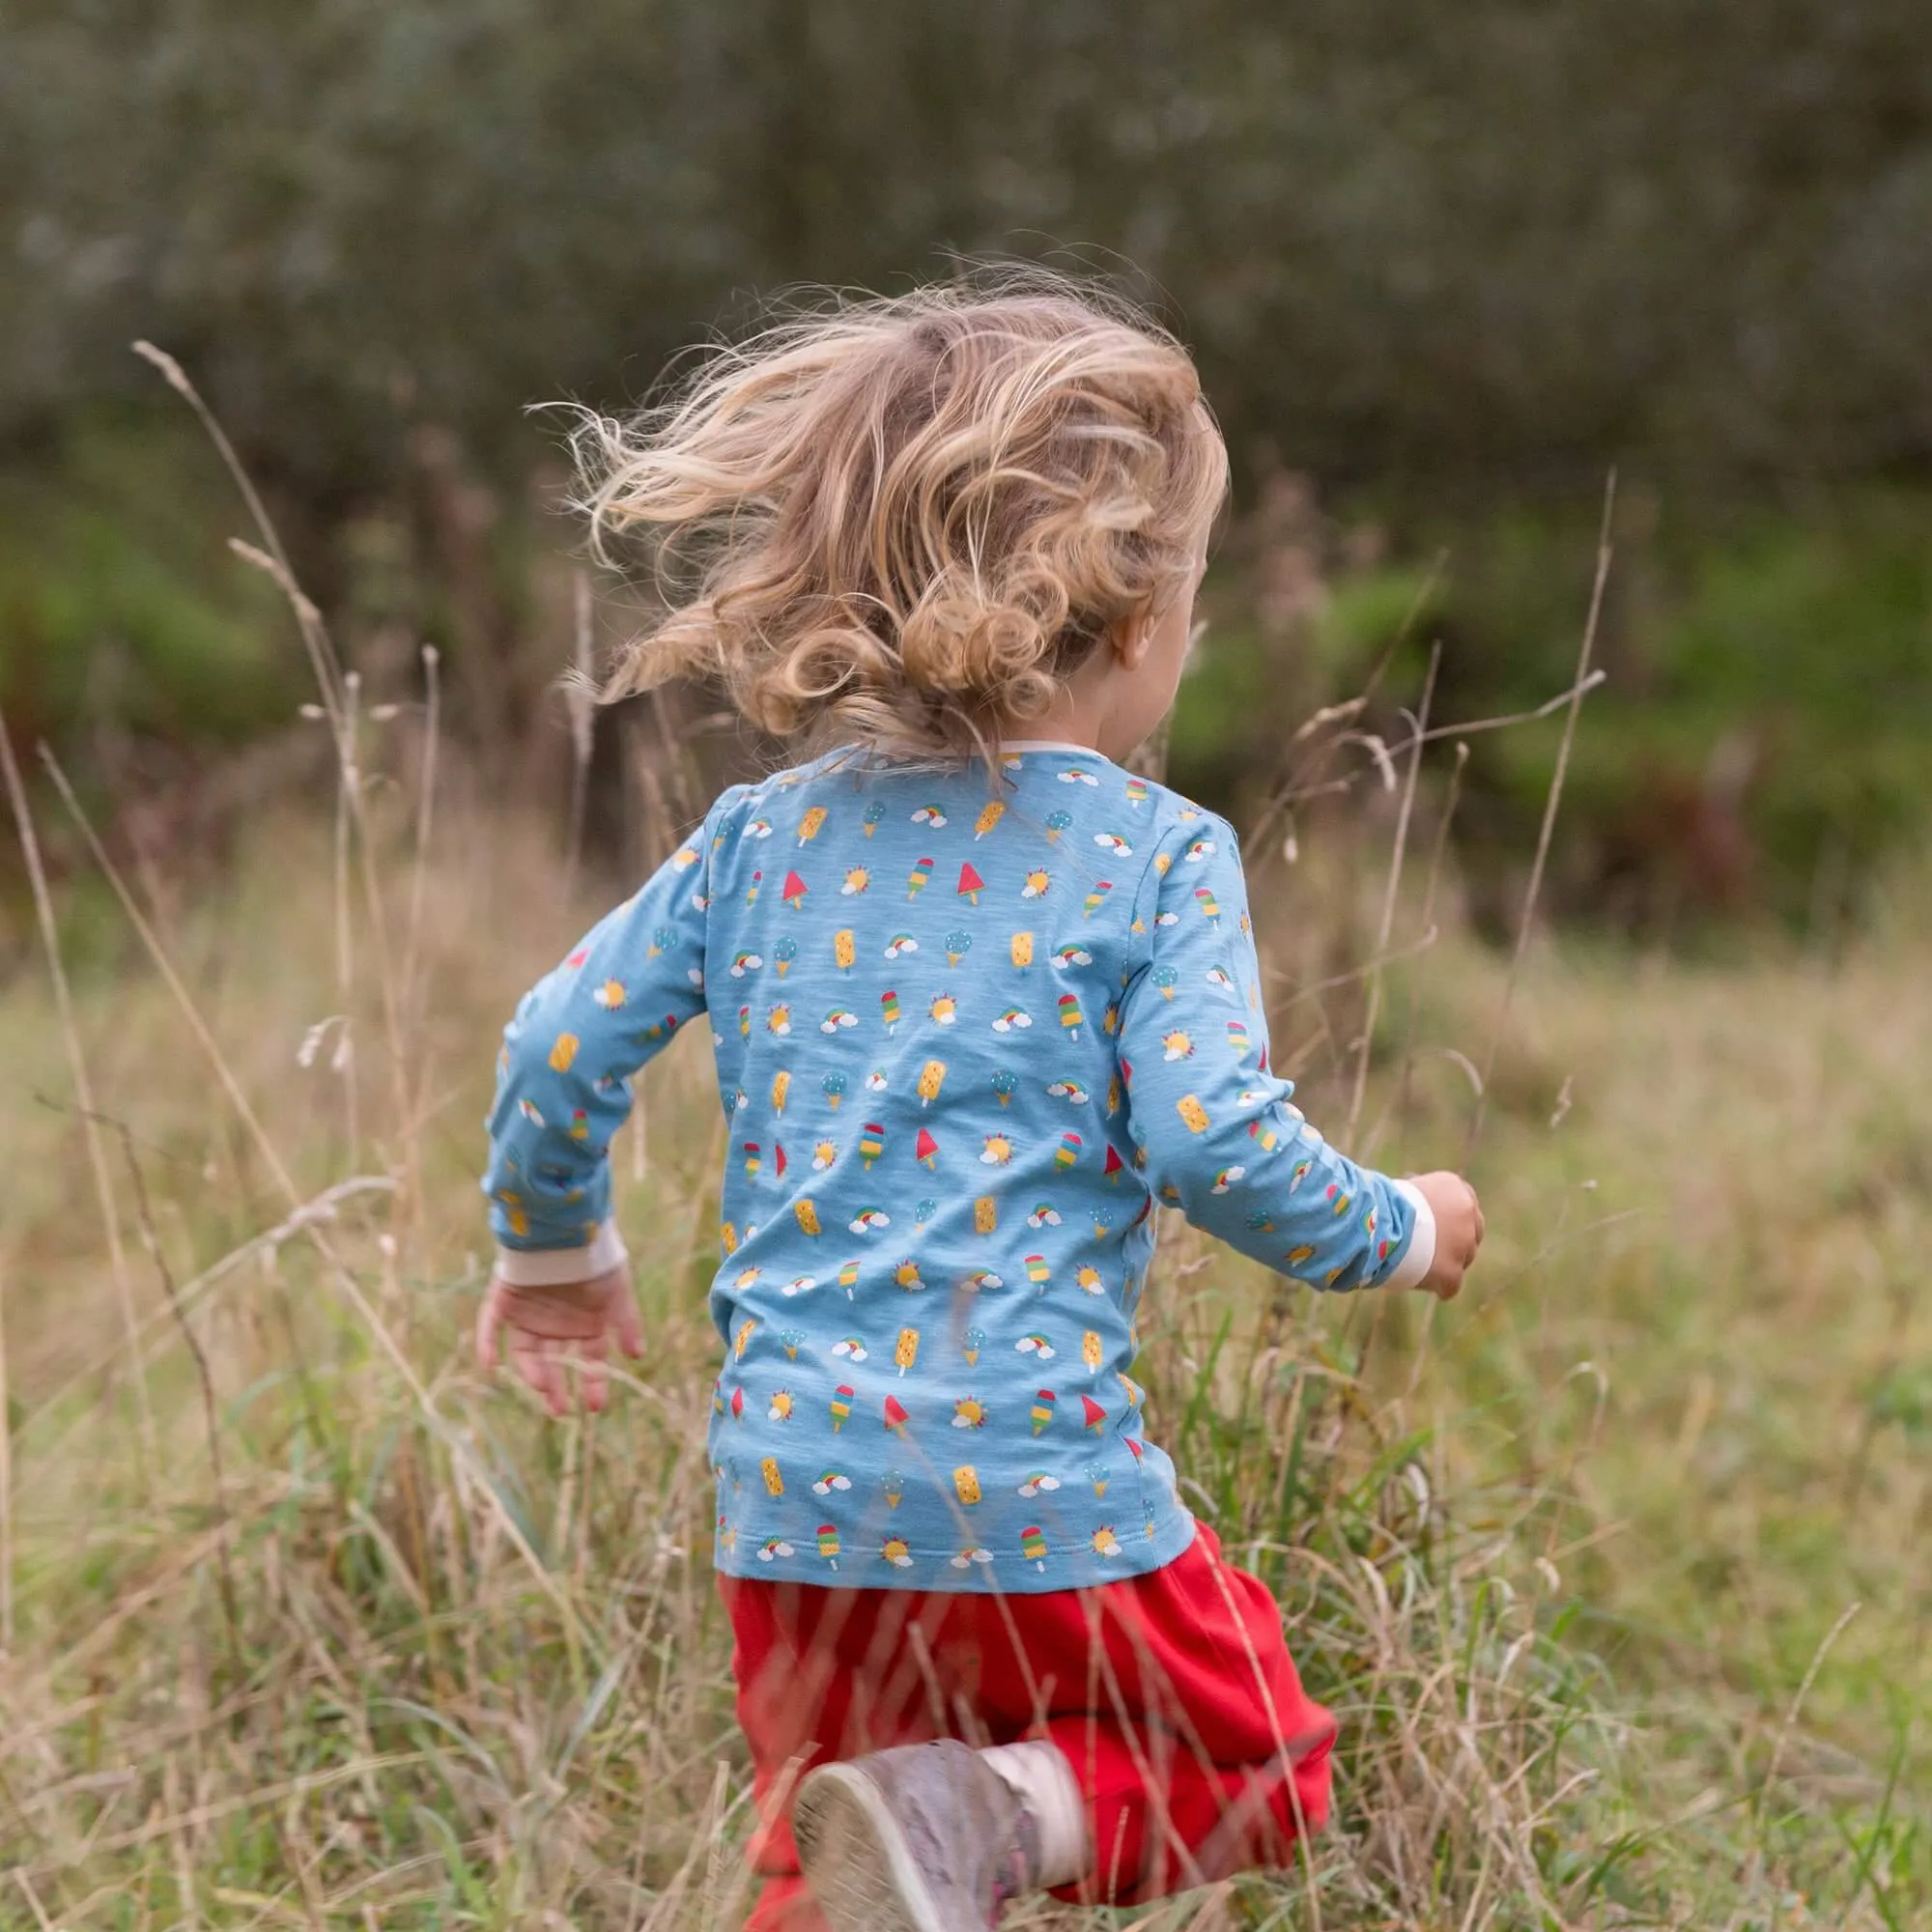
[793,1763,949,1932]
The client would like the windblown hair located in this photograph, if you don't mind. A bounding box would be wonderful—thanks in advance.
[571,273,1228,763]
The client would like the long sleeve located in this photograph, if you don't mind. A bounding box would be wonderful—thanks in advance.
[1116,814,1435,1293]
[481,794,732,1281]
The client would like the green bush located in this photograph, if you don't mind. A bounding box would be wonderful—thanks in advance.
[0,413,298,755]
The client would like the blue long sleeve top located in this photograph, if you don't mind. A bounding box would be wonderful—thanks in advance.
[483,743,1435,1591]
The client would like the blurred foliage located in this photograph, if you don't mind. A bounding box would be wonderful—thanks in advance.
[1173,480,1932,935]
[7,0,1932,492]
[0,413,297,753]
[2,2,1929,931]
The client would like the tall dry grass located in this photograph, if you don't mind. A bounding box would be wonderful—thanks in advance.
[0,373,1925,1930]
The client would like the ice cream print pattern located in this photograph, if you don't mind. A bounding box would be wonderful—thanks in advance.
[484,747,1424,1591]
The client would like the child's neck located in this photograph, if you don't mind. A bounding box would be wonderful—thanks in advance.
[1011,696,1100,753]
[1016,674,1135,762]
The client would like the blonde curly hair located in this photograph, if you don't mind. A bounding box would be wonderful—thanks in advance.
[571,272,1227,763]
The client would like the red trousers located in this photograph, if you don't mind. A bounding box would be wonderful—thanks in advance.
[720,1525,1335,1927]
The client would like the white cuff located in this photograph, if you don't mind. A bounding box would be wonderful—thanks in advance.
[1382,1181,1437,1293]
[493,1219,629,1288]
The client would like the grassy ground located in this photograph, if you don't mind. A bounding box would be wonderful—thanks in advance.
[1,755,1928,1928]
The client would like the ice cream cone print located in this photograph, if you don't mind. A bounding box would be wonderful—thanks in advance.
[917,1060,948,1106]
[863,802,886,837]
[834,928,857,972]
[974,1195,998,1235]
[794,1199,821,1237]
[549,1033,579,1073]
[772,1069,790,1115]
[895,1327,920,1376]
[1087,1461,1110,1497]
[883,1469,904,1508]
[797,806,827,845]
[975,800,1005,838]
[990,1070,1016,1108]
[1010,930,1035,970]
[957,862,985,905]
[963,1326,985,1368]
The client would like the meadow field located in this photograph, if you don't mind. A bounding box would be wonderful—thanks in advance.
[1,650,1928,1932]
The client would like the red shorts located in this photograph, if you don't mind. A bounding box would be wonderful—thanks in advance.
[720,1524,1335,1926]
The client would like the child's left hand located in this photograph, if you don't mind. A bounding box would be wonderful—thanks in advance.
[475,1267,642,1416]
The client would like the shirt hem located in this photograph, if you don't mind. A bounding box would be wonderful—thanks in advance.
[714,1505,1201,1594]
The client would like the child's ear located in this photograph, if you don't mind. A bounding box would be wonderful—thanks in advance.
[1110,608,1154,671]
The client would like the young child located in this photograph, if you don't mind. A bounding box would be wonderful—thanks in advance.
[477,280,1485,1931]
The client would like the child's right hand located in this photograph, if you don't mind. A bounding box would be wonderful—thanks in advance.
[1406,1172,1485,1299]
[475,1266,643,1416]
